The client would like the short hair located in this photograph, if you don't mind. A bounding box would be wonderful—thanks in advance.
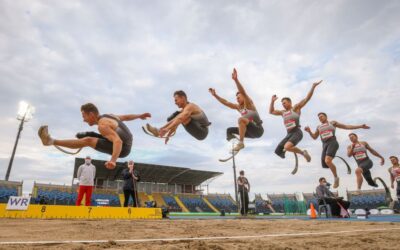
[348,133,357,138]
[239,170,244,175]
[81,103,99,114]
[390,156,399,161]
[281,97,291,103]
[319,177,326,182]
[318,112,327,117]
[173,90,187,99]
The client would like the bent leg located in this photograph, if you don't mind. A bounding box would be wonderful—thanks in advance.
[238,117,249,142]
[355,167,363,190]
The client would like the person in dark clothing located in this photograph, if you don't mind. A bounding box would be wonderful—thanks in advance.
[122,160,140,207]
[237,170,250,216]
[316,177,350,217]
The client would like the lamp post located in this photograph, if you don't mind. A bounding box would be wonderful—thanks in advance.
[5,101,34,181]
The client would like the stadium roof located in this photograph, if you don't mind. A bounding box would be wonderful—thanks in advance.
[73,158,223,186]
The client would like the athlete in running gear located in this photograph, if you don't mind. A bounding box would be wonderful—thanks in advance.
[305,112,370,188]
[145,90,211,144]
[209,68,263,152]
[388,156,400,200]
[347,133,385,192]
[38,103,150,169]
[270,80,322,162]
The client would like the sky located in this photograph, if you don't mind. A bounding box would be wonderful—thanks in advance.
[1,0,400,200]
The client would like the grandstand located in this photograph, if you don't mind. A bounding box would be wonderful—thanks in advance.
[347,189,389,210]
[254,194,274,214]
[206,194,237,213]
[0,180,22,203]
[268,193,296,213]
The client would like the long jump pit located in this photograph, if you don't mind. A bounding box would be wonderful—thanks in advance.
[1,214,400,249]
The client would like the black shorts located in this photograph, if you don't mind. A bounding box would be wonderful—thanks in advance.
[358,158,373,171]
[183,119,209,140]
[226,122,264,139]
[275,127,303,158]
[321,138,339,168]
[95,138,132,158]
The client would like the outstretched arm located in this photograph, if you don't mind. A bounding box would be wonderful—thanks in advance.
[117,113,151,121]
[294,80,322,112]
[269,95,283,116]
[231,68,248,98]
[334,121,370,130]
[365,142,385,165]
[304,126,319,140]
[209,88,239,110]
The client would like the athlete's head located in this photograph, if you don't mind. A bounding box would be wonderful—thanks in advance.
[348,133,358,143]
[81,103,99,126]
[174,90,188,108]
[281,97,292,110]
[318,112,328,123]
[236,92,245,106]
[390,156,399,165]
[239,170,245,176]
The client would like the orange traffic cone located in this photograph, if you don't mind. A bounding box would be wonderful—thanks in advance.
[310,203,317,219]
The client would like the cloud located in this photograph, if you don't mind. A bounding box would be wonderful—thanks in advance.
[1,0,400,199]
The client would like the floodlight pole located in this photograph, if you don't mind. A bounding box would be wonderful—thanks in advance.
[5,112,26,181]
[231,142,240,213]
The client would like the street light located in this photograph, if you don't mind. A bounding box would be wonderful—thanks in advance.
[5,101,35,181]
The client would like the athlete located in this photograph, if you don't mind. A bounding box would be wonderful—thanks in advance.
[270,80,322,162]
[209,68,263,152]
[305,112,369,188]
[145,90,210,144]
[38,103,150,169]
[388,156,400,200]
[347,133,385,192]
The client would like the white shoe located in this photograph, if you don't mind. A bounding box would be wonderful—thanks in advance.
[146,123,159,137]
[233,141,245,152]
[303,150,311,162]
[333,177,340,188]
[38,125,53,146]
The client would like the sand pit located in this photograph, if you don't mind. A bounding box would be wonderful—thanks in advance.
[0,218,399,249]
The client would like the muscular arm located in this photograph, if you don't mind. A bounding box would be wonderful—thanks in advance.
[365,142,385,164]
[269,96,283,116]
[117,113,151,121]
[98,124,122,163]
[164,104,196,130]
[305,126,319,140]
[293,80,322,112]
[212,92,239,110]
[389,168,395,185]
[347,145,354,157]
[334,121,369,130]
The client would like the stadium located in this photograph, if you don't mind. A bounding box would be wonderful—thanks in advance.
[1,1,400,249]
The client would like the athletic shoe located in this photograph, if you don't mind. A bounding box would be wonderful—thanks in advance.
[38,125,53,145]
[232,141,244,152]
[333,177,340,188]
[303,150,311,162]
[146,123,159,137]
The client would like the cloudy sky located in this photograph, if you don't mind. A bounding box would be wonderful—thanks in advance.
[1,0,400,199]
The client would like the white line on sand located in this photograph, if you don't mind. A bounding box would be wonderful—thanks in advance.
[1,227,399,245]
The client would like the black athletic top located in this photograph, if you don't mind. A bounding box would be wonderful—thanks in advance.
[99,114,133,146]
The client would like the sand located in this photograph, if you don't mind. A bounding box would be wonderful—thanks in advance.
[0,218,399,249]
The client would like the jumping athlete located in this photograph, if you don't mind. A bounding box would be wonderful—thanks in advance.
[388,156,400,200]
[347,133,385,192]
[38,103,150,169]
[269,80,322,163]
[145,90,211,144]
[209,68,263,152]
[305,112,370,188]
